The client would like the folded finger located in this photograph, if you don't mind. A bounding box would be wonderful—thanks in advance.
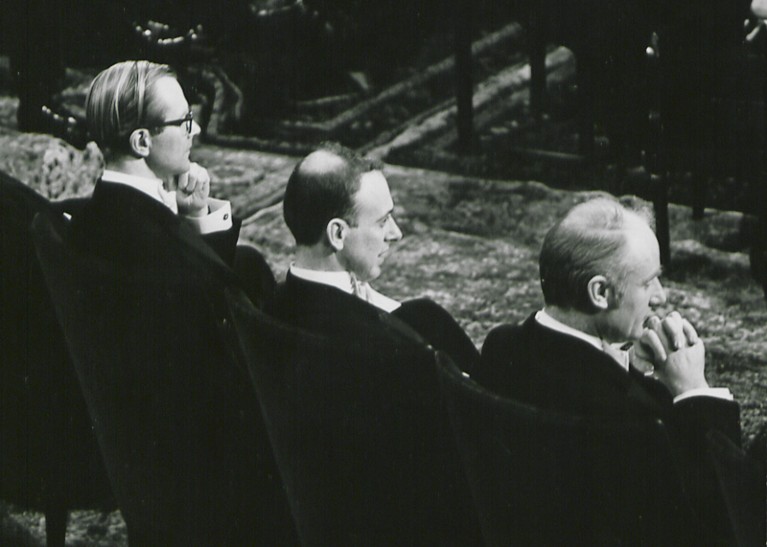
[681,319,699,346]
[185,173,204,195]
[661,313,685,350]
[645,315,672,350]
[645,315,661,332]
[639,329,667,363]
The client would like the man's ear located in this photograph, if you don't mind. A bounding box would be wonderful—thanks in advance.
[326,218,348,252]
[586,275,611,310]
[128,128,151,158]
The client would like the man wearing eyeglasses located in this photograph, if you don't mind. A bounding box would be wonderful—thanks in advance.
[68,60,274,304]
[61,60,296,544]
[77,61,231,251]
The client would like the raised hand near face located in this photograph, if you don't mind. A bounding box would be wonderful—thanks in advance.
[173,162,210,217]
[633,311,708,397]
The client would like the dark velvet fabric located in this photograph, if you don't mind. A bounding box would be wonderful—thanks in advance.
[0,172,114,538]
[246,283,484,545]
[439,351,703,546]
[393,297,479,373]
[476,313,755,544]
[33,182,296,545]
[232,243,277,310]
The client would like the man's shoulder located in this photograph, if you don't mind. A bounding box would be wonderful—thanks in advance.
[476,314,629,407]
[269,275,380,327]
[481,314,538,358]
[70,180,164,231]
[269,276,429,349]
[484,321,526,344]
[69,181,232,277]
[271,274,357,310]
[483,314,610,362]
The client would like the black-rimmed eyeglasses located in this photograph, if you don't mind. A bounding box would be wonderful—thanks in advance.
[153,111,194,135]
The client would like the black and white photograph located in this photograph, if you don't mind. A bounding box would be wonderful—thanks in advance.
[1,0,765,544]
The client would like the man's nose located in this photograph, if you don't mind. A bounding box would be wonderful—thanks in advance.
[190,120,201,138]
[386,219,403,241]
[649,278,666,307]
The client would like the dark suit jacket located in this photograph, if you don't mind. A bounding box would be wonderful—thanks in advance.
[266,271,479,371]
[68,180,240,271]
[68,179,275,305]
[61,180,295,544]
[477,313,749,543]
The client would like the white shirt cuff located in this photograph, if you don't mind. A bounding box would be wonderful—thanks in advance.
[674,387,734,403]
[181,198,232,234]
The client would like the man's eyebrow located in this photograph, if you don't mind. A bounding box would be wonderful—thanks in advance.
[644,267,663,282]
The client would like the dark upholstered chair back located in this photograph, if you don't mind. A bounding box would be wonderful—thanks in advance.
[0,173,113,544]
[436,352,702,546]
[33,213,296,545]
[227,291,483,546]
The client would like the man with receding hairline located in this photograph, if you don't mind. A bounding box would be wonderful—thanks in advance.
[268,142,479,371]
[476,196,762,543]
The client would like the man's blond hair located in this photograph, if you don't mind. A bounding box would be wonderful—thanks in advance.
[85,60,174,158]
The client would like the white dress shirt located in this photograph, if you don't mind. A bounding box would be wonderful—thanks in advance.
[289,265,401,313]
[101,169,232,234]
[535,309,733,403]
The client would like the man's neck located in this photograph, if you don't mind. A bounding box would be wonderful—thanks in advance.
[545,306,599,338]
[293,245,344,273]
[105,157,159,181]
[545,305,627,346]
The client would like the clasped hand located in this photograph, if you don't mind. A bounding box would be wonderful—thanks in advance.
[170,162,210,217]
[631,311,708,397]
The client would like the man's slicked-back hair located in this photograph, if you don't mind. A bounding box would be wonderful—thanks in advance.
[283,142,384,246]
[85,60,175,157]
[539,197,654,312]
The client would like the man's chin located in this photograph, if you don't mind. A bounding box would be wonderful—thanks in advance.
[364,268,382,283]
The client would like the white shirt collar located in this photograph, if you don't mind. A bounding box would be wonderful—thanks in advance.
[289,264,401,312]
[535,309,629,371]
[101,169,177,213]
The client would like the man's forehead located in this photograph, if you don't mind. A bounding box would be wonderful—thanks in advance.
[360,169,387,186]
[152,77,188,115]
[620,223,660,274]
[355,170,393,211]
[358,170,390,196]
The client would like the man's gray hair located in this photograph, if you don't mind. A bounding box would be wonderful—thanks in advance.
[539,197,654,312]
